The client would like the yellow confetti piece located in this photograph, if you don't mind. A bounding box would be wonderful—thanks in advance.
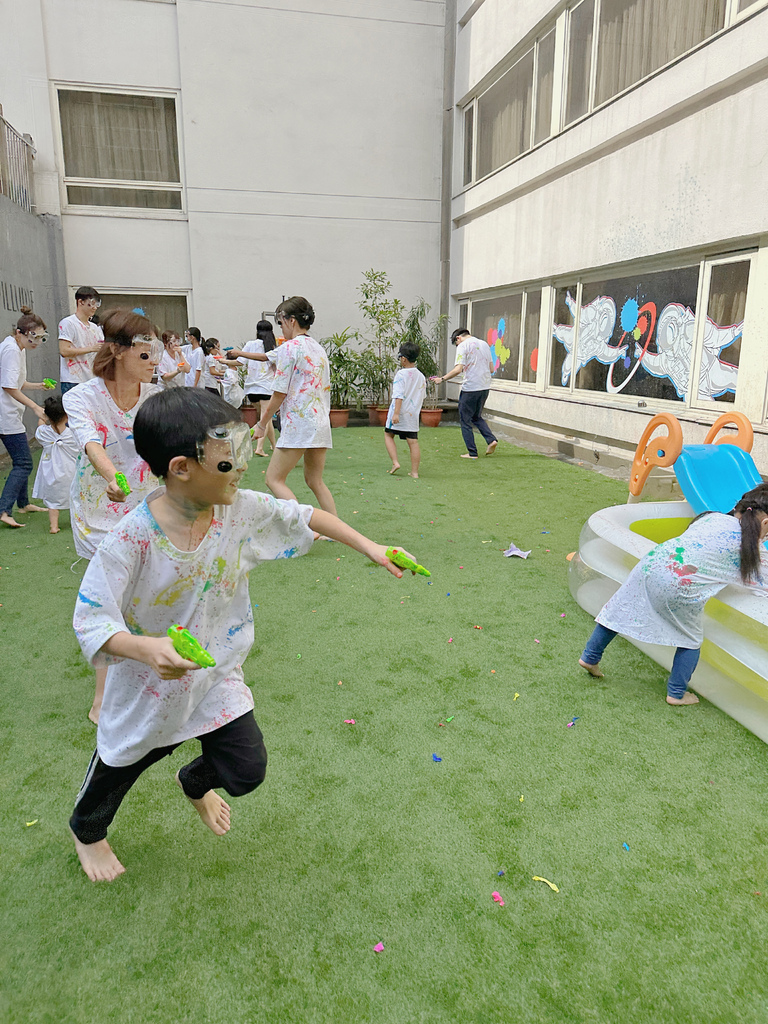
[519,795,524,803]
[533,876,559,892]
[25,820,38,827]
[514,693,520,700]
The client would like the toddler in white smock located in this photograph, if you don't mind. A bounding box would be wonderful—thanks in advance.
[32,394,79,534]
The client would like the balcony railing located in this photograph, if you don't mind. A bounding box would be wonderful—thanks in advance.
[0,107,35,213]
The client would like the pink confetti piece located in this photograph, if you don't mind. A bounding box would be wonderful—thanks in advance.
[491,891,505,906]
[560,613,566,617]
[336,576,340,580]
[373,942,384,952]
[534,639,541,644]
[344,719,356,724]
[448,637,453,643]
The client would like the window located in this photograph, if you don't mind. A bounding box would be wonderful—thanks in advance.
[476,50,534,180]
[97,293,189,337]
[471,288,542,384]
[697,259,749,405]
[550,284,580,388]
[522,289,541,383]
[533,30,556,146]
[565,0,595,126]
[593,0,726,108]
[58,90,181,210]
[463,105,474,187]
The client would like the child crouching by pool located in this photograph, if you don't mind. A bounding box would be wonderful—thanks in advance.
[70,388,410,882]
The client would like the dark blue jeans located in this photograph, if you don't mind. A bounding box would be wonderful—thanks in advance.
[458,388,496,457]
[582,623,700,699]
[0,431,33,515]
[60,381,78,395]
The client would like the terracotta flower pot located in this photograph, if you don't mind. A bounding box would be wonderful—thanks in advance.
[240,406,258,427]
[371,407,389,426]
[329,408,350,428]
[420,408,443,427]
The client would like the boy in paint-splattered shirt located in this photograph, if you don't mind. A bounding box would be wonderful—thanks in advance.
[70,388,410,882]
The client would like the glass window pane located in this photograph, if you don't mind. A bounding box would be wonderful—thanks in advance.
[458,302,469,330]
[67,185,182,209]
[98,293,189,337]
[463,105,474,185]
[738,0,756,9]
[573,265,700,401]
[534,30,556,145]
[702,260,749,404]
[565,0,594,126]
[476,49,534,178]
[59,90,180,182]
[471,294,521,382]
[522,289,541,383]
[595,0,726,107]
[551,285,579,387]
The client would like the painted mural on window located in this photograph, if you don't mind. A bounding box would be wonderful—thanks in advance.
[552,264,746,403]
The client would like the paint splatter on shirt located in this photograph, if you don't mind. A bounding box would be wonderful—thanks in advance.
[268,335,332,449]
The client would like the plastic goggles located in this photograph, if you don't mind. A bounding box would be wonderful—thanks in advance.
[130,335,163,362]
[196,421,252,474]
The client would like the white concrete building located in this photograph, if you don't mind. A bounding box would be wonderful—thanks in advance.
[1,0,445,343]
[449,0,768,470]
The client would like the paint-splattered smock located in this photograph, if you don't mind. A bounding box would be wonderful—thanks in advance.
[267,335,331,449]
[63,378,159,559]
[73,486,315,767]
[597,513,768,649]
[386,367,426,433]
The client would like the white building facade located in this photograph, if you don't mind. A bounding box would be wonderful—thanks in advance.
[449,0,768,470]
[1,0,446,343]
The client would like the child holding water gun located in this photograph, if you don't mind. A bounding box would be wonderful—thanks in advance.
[579,485,768,705]
[69,388,416,882]
[32,395,79,533]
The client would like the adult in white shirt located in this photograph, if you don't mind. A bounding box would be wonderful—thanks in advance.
[182,327,204,388]
[250,297,337,518]
[433,328,497,459]
[226,320,277,457]
[158,331,190,388]
[58,286,104,394]
[63,307,162,723]
[0,309,50,527]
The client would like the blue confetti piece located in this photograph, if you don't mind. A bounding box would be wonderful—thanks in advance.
[623,842,630,851]
[541,530,551,534]
[432,754,442,762]
[498,870,505,876]
[446,592,450,596]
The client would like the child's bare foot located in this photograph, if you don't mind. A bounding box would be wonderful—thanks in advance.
[17,503,46,513]
[0,512,25,528]
[388,464,400,474]
[460,453,478,460]
[486,440,498,455]
[71,829,126,882]
[579,658,604,678]
[666,692,699,705]
[408,472,419,478]
[176,771,231,835]
[50,527,61,534]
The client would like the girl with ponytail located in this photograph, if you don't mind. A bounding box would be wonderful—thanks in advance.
[578,483,768,706]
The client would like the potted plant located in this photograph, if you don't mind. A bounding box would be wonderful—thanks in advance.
[401,298,447,427]
[323,327,360,427]
[357,269,404,424]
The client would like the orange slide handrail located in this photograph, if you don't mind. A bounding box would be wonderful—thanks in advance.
[703,411,754,452]
[629,413,684,498]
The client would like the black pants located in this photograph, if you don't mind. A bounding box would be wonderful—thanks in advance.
[70,711,267,844]
[458,388,496,456]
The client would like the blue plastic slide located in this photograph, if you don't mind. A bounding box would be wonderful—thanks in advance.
[674,444,762,515]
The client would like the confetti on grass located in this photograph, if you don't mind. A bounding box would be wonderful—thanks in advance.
[491,891,505,905]
[373,942,384,953]
[533,876,559,892]
[623,842,630,851]
[344,719,356,725]
[503,542,531,559]
[25,820,38,827]
[432,754,442,762]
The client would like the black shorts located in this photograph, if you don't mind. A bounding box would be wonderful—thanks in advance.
[384,427,419,440]
[247,392,272,402]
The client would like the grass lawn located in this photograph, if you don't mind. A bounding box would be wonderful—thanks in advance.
[1,426,767,1023]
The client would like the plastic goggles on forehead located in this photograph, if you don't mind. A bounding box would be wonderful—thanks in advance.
[130,335,163,361]
[196,422,252,474]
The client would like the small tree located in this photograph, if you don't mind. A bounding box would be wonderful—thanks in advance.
[402,298,447,408]
[357,269,404,405]
[322,328,361,409]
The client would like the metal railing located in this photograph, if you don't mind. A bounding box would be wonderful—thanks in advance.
[0,106,35,213]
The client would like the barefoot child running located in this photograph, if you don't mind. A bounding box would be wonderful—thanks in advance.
[579,485,768,705]
[32,395,79,533]
[384,341,426,478]
[69,388,415,881]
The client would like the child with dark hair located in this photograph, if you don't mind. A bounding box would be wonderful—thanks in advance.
[200,337,226,395]
[69,387,414,882]
[384,341,426,478]
[226,320,278,456]
[32,395,79,533]
[579,484,768,705]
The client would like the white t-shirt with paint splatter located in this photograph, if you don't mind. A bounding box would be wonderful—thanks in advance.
[73,487,315,766]
[63,377,160,559]
[267,335,332,449]
[58,314,104,384]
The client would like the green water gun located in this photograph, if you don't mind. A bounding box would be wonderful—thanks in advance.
[386,546,431,577]
[168,625,216,668]
[114,472,131,496]
[43,378,56,390]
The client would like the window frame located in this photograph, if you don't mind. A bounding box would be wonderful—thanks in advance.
[53,83,186,218]
[460,286,545,390]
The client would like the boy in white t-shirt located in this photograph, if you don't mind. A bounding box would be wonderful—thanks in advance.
[432,328,497,459]
[384,341,426,478]
[69,387,415,882]
[58,287,104,394]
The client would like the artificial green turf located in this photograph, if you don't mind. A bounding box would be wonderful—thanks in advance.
[1,427,767,1023]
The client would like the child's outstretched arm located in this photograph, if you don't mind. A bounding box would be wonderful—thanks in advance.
[308,509,415,578]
